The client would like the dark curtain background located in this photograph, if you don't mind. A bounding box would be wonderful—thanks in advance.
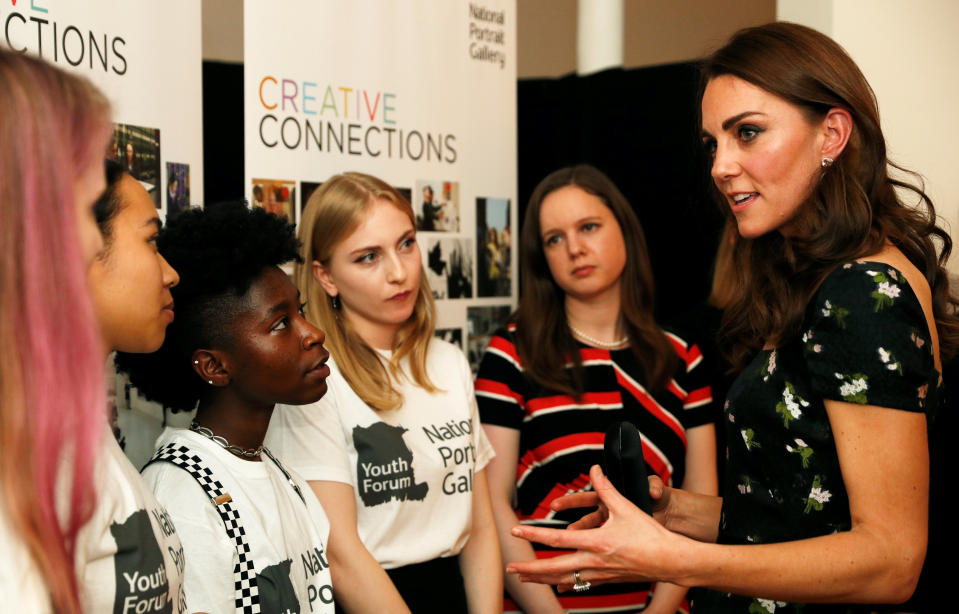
[517,63,723,320]
[203,61,244,205]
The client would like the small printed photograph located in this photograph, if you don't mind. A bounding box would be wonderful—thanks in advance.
[467,305,511,374]
[251,178,296,223]
[426,238,473,300]
[415,180,459,232]
[435,327,464,352]
[476,197,511,297]
[165,162,190,215]
[110,123,161,207]
[301,181,322,223]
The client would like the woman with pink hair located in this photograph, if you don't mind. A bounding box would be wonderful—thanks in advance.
[0,49,186,613]
[0,49,112,613]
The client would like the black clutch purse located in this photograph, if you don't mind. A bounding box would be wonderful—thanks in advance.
[603,421,653,514]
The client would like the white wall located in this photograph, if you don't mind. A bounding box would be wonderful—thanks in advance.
[779,0,959,277]
[202,0,242,63]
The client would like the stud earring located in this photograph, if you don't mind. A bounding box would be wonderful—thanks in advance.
[194,360,199,365]
[821,157,834,168]
[208,380,213,385]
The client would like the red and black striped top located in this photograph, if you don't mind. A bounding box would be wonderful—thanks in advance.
[476,324,714,612]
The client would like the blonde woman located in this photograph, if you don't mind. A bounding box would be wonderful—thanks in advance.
[265,172,501,613]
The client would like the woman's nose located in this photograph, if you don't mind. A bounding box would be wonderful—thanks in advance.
[385,252,408,283]
[161,254,180,288]
[711,142,741,184]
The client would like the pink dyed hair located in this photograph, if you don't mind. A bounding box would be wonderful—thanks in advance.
[0,49,112,613]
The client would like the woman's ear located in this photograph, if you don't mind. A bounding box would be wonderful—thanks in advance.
[191,349,230,387]
[821,107,853,161]
[312,260,339,299]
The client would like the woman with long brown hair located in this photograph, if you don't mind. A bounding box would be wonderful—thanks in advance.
[508,23,958,613]
[476,164,718,613]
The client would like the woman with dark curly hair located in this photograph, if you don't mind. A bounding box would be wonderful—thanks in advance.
[509,22,958,613]
[116,203,335,613]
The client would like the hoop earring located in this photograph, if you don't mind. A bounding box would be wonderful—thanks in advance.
[821,157,834,168]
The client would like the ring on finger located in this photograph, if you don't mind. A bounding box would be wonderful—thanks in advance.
[572,570,591,592]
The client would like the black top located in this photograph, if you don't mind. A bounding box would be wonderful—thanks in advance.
[694,261,941,613]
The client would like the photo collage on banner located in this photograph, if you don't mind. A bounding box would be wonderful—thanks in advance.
[10,1,205,222]
[9,1,206,469]
[244,0,518,371]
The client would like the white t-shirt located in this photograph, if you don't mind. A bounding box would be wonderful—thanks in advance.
[142,427,335,614]
[265,339,494,569]
[76,430,187,613]
[0,431,187,613]
[0,499,52,612]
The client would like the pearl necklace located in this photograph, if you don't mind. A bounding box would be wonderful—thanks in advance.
[190,421,263,459]
[568,324,629,349]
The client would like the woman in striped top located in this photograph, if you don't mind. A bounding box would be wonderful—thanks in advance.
[476,165,717,613]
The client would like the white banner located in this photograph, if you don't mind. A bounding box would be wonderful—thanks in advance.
[2,0,205,468]
[244,0,518,371]
[3,0,204,215]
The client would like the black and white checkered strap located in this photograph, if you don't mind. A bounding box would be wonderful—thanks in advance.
[145,443,261,614]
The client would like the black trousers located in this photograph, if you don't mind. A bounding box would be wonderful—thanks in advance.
[386,555,468,613]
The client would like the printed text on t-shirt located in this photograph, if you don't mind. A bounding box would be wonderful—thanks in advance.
[423,419,476,495]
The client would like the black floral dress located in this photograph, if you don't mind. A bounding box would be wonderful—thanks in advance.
[692,262,941,613]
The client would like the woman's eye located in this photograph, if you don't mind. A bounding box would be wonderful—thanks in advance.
[544,234,562,247]
[272,317,289,332]
[355,252,376,264]
[738,124,761,141]
[298,301,308,316]
[581,222,598,233]
[400,237,416,250]
[702,138,717,157]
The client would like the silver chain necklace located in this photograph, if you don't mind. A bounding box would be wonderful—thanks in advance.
[568,324,629,349]
[190,421,263,459]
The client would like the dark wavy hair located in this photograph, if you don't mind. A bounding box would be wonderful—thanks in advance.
[93,158,126,252]
[513,164,677,396]
[703,22,959,368]
[115,202,301,411]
